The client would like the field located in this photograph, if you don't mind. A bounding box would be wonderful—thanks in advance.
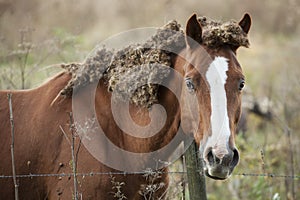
[0,0,299,199]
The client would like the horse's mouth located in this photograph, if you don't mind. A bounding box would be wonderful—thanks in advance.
[203,164,232,180]
[204,170,228,180]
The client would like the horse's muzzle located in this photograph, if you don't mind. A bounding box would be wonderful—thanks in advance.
[203,147,240,180]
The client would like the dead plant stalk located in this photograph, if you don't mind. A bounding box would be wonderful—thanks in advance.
[69,112,79,200]
[8,93,19,200]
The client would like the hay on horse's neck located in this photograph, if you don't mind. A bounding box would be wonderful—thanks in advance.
[58,16,249,108]
[104,20,185,108]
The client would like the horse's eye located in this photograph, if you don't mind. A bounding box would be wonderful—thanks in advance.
[239,79,245,91]
[185,78,195,92]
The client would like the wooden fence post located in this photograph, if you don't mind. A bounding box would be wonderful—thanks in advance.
[184,140,207,200]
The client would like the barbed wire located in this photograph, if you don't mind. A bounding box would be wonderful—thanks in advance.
[234,173,299,180]
[0,171,298,180]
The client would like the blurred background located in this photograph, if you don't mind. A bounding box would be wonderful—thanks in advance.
[0,0,299,199]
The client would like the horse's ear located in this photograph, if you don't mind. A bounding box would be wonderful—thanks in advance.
[239,13,251,34]
[186,14,202,48]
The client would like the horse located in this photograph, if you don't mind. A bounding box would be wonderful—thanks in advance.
[0,13,251,199]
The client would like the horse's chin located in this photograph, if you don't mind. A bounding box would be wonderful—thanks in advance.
[203,165,232,180]
[204,170,229,180]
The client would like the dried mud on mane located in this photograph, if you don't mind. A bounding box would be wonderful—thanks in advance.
[198,16,249,48]
[59,16,249,108]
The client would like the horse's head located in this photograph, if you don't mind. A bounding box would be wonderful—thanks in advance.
[179,13,251,180]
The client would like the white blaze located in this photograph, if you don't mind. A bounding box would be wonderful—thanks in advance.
[205,57,230,157]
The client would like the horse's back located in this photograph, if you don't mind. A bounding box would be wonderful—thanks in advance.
[0,73,72,199]
[0,72,163,199]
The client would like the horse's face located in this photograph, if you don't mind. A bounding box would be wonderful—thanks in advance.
[181,14,251,180]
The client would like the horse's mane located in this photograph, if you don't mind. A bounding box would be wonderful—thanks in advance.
[198,16,249,48]
[59,20,185,108]
[57,16,249,108]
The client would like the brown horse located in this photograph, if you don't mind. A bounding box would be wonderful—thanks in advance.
[0,13,251,199]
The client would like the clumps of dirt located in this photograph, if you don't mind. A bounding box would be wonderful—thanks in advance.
[106,20,185,107]
[59,62,81,97]
[59,48,114,97]
[106,48,172,108]
[198,16,249,48]
[59,20,185,108]
[58,17,249,108]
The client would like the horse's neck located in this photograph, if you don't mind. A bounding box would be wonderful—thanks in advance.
[80,73,181,156]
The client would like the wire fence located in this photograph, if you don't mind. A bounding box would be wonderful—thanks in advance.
[0,171,299,179]
[1,93,299,200]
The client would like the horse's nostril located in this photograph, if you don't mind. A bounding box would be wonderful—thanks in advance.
[215,156,221,164]
[231,148,240,168]
[206,149,222,165]
[207,150,214,165]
